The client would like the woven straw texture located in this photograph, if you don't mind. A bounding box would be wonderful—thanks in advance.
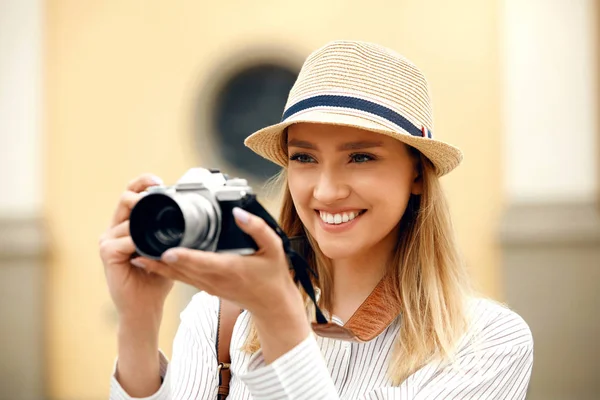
[243,40,463,176]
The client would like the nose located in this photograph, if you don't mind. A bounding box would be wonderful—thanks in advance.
[313,169,351,204]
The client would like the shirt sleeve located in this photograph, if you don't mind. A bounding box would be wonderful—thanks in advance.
[238,332,339,400]
[109,291,221,400]
[109,351,170,400]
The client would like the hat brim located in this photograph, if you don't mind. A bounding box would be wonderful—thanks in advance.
[244,109,463,177]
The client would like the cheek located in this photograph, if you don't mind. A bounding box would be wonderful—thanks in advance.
[287,172,313,218]
[360,170,413,217]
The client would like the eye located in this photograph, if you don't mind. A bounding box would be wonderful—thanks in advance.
[349,153,376,163]
[289,152,316,163]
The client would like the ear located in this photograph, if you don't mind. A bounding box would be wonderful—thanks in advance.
[410,167,423,195]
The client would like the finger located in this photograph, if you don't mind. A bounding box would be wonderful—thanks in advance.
[110,191,144,228]
[110,174,163,228]
[231,207,282,255]
[161,247,231,271]
[160,248,240,289]
[99,236,135,263]
[104,220,130,239]
[126,173,163,193]
[133,257,188,282]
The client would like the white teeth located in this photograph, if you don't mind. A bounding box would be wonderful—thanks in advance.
[319,210,362,225]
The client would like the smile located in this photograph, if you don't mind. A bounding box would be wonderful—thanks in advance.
[317,210,366,225]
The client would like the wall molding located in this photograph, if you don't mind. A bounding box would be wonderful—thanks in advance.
[500,199,600,400]
[0,214,46,399]
[499,201,600,247]
[0,215,46,261]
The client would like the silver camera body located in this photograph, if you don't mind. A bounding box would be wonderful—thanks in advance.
[129,168,261,260]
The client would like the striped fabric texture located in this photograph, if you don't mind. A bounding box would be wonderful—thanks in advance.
[110,291,533,399]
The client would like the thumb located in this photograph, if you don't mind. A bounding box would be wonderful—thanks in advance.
[232,207,283,255]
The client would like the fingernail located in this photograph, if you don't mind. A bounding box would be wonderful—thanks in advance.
[131,258,146,269]
[162,250,177,263]
[232,207,250,224]
[151,175,163,185]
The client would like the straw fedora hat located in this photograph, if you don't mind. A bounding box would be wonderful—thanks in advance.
[244,40,463,176]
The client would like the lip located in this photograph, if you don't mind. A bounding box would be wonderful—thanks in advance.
[316,207,365,214]
[315,210,366,233]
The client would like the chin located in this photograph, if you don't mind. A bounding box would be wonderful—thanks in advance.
[313,237,362,260]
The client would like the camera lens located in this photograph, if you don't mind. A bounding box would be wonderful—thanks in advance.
[152,206,184,247]
[129,195,184,257]
[129,192,220,259]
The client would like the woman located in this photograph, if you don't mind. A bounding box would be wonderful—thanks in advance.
[101,40,533,399]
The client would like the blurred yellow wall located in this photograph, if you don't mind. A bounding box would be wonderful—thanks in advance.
[45,1,502,398]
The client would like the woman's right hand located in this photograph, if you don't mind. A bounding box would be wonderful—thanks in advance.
[100,174,173,396]
[99,173,174,323]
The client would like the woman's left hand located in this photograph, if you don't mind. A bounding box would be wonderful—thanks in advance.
[133,207,303,319]
[135,206,311,363]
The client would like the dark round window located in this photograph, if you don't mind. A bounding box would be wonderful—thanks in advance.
[211,64,299,181]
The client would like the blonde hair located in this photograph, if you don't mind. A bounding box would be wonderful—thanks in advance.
[242,145,473,385]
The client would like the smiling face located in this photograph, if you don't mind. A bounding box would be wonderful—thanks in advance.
[286,123,422,262]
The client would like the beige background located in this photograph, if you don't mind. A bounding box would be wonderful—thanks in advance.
[45,1,502,398]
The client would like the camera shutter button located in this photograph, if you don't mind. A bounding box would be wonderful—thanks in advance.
[226,178,248,187]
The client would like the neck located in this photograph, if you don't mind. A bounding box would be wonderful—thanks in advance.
[330,232,397,322]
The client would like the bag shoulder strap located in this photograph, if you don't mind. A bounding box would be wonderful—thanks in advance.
[216,298,242,400]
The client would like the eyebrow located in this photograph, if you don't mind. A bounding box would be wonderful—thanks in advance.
[287,139,383,151]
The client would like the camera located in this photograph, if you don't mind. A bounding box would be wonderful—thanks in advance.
[129,167,330,329]
[129,167,276,260]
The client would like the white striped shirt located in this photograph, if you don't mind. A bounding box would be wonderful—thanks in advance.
[110,292,533,399]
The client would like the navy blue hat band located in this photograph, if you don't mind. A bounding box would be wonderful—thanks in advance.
[282,95,432,139]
